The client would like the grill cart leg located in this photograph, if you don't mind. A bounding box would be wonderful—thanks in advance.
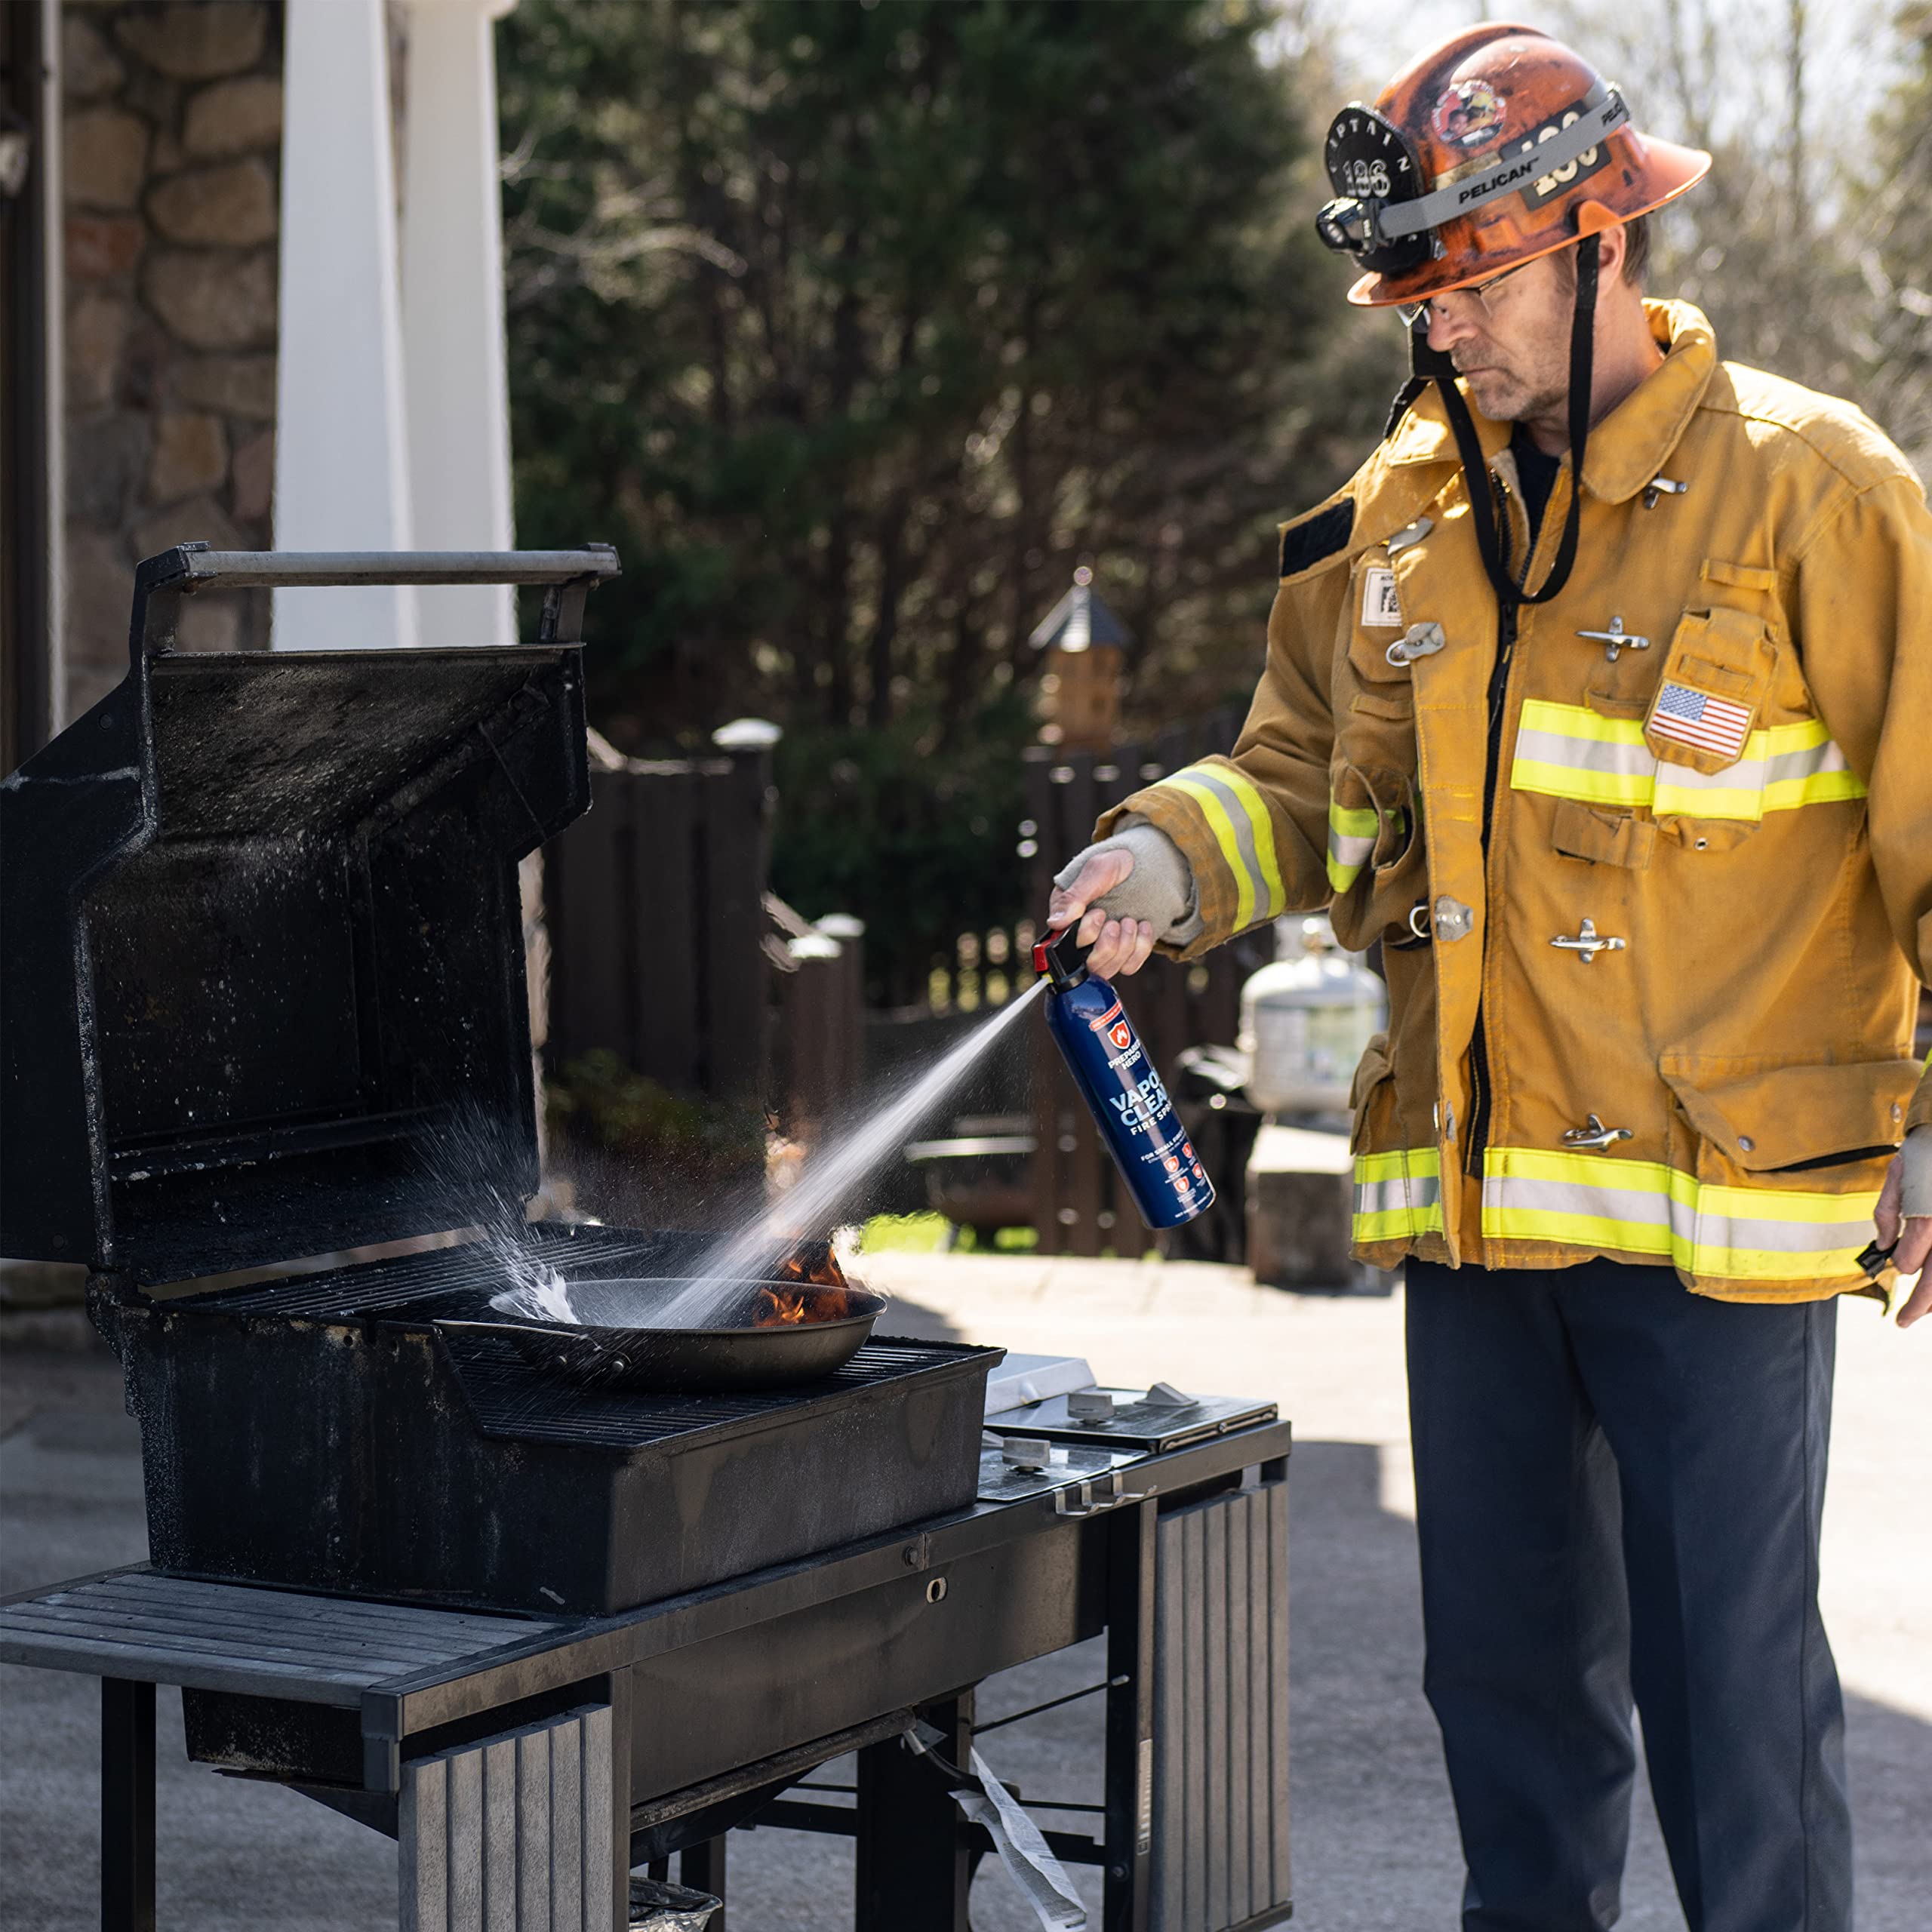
[608,1669,633,1932]
[398,1700,622,1932]
[679,1838,726,1929]
[854,1694,974,1931]
[1104,1501,1157,1932]
[101,1677,155,1932]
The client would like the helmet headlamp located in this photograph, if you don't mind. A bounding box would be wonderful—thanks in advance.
[1317,104,1431,274]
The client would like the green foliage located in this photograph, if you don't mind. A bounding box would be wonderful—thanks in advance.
[498,0,1396,1009]
[497,0,1386,740]
[546,1051,765,1179]
[1542,0,1932,463]
[1867,5,1932,466]
[856,1214,1039,1254]
[769,684,1034,1003]
[858,1212,957,1254]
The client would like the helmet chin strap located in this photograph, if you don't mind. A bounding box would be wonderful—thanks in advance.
[1416,233,1601,611]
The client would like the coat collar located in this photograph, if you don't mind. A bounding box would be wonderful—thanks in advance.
[1383,300,1718,506]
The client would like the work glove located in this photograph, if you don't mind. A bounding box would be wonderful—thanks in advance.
[1875,1124,1932,1327]
[1048,818,1201,979]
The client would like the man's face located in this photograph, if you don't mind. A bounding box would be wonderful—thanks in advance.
[1424,252,1576,423]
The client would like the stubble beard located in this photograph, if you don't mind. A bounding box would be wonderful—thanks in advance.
[1459,358,1567,427]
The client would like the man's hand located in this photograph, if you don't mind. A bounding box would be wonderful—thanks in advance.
[1048,847,1160,978]
[1875,1124,1932,1326]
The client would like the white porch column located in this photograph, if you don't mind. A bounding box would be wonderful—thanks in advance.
[272,0,418,651]
[401,0,520,649]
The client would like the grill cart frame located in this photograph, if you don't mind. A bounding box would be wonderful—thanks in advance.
[1,1419,1292,1932]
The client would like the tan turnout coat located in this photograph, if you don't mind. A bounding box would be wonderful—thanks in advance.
[1102,303,1932,1303]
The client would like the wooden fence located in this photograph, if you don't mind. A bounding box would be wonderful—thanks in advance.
[545,712,1272,1257]
[765,896,866,1138]
[545,730,874,1157]
[1023,709,1272,1257]
[544,734,775,1103]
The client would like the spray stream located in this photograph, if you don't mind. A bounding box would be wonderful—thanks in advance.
[646,980,1047,1327]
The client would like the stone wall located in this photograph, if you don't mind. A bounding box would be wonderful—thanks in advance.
[63,1,282,718]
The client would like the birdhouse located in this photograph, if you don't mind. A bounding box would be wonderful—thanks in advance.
[1030,566,1131,752]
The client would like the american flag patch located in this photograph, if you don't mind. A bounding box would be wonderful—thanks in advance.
[1649,681,1752,761]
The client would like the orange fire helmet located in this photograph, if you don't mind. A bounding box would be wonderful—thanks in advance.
[1316,23,1710,307]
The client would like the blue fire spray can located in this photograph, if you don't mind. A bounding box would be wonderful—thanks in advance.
[1033,925,1215,1230]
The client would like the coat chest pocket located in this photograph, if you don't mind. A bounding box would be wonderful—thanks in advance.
[1642,606,1776,777]
[1340,555,1429,726]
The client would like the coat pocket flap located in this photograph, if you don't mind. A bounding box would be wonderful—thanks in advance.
[1549,798,1656,869]
[1658,1058,1919,1171]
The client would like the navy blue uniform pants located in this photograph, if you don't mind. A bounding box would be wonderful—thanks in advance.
[1405,1257,1849,1932]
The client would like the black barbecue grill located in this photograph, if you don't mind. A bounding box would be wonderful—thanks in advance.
[1,545,998,1621]
[0,548,1293,1932]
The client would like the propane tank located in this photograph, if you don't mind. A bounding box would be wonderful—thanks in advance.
[1239,915,1387,1116]
[1034,926,1215,1229]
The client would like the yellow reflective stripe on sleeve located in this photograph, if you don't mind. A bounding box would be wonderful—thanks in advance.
[1326,798,1380,893]
[1511,700,1866,822]
[1164,764,1284,929]
[1481,1146,1881,1283]
[1353,1147,1444,1242]
[1214,764,1286,921]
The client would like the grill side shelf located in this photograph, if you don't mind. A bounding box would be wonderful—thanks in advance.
[0,1570,562,1709]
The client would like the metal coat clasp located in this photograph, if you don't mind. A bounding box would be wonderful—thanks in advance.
[1549,918,1626,964]
[1575,615,1650,663]
[1386,621,1446,669]
[1562,1114,1633,1152]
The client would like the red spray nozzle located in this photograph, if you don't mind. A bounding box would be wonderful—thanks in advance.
[1034,924,1095,991]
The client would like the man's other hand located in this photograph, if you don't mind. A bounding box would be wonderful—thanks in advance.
[1047,847,1159,979]
[1875,1124,1932,1325]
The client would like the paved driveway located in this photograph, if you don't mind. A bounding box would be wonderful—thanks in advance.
[3,1257,1925,1929]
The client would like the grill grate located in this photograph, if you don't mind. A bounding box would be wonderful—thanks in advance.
[193,1223,682,1319]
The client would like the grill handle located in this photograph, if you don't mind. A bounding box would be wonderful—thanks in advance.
[128,543,622,657]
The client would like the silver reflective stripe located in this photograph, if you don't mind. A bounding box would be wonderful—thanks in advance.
[1654,752,1771,795]
[1512,726,1655,780]
[1327,826,1377,870]
[1356,1169,1442,1218]
[1695,1199,1878,1251]
[1484,1166,1881,1262]
[1487,1174,1669,1232]
[1186,764,1273,909]
[1764,737,1853,786]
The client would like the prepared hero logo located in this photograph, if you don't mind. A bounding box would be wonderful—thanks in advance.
[1109,1020,1133,1051]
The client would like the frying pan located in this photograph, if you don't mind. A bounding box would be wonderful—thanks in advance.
[432,1276,887,1395]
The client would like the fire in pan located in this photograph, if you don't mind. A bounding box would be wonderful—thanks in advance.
[435,1240,886,1394]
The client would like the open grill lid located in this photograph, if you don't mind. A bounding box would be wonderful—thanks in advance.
[0,546,616,1284]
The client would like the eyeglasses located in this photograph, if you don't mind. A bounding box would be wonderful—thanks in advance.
[1396,258,1534,330]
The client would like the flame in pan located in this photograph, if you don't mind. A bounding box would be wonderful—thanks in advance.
[752,1239,856,1326]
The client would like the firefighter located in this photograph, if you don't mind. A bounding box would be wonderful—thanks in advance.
[1048,23,1930,1932]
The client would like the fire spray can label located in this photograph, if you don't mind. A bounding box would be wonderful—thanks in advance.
[1044,981,1215,1229]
